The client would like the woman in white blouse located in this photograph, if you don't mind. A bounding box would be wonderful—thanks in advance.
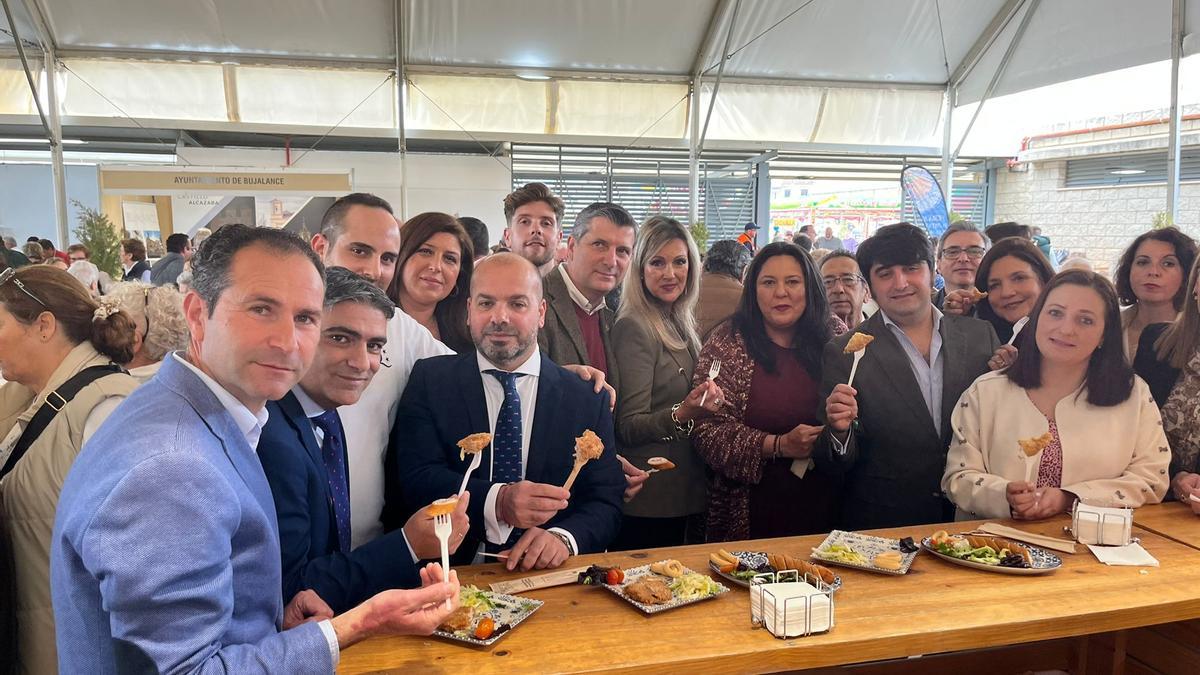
[943,270,1170,520]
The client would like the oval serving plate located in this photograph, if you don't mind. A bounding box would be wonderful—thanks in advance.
[920,536,1062,575]
[708,551,842,592]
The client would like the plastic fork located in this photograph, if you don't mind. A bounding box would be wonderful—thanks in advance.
[847,349,865,388]
[1006,315,1030,346]
[433,512,453,609]
[699,359,722,408]
[457,451,483,496]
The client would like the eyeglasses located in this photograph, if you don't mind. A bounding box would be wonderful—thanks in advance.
[0,267,47,307]
[940,246,987,260]
[822,274,862,289]
[142,286,151,337]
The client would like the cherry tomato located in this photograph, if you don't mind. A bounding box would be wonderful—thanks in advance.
[605,567,624,585]
[474,617,495,640]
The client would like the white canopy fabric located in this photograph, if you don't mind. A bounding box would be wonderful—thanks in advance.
[0,0,1197,152]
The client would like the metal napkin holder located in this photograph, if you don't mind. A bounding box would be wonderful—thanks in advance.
[1069,500,1133,546]
[749,569,835,639]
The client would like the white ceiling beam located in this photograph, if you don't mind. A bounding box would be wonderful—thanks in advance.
[948,0,1026,88]
[692,0,735,77]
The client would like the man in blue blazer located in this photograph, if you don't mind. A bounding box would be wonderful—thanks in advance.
[259,267,470,613]
[51,225,459,674]
[390,253,626,571]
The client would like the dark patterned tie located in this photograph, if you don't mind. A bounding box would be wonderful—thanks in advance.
[311,409,352,553]
[487,369,525,550]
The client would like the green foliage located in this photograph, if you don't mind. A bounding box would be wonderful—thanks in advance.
[71,200,122,277]
[689,220,710,252]
[949,211,966,223]
[1151,212,1174,230]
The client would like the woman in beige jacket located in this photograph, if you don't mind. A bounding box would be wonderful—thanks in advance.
[943,270,1169,521]
[0,266,139,675]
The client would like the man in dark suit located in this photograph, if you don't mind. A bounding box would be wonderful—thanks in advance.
[259,267,470,613]
[538,202,636,385]
[390,253,626,571]
[815,222,999,530]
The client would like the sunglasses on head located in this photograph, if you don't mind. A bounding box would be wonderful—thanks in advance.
[0,267,47,307]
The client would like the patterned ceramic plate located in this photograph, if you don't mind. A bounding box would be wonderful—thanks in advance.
[809,530,920,575]
[921,536,1062,576]
[433,588,543,646]
[604,561,730,614]
[708,550,842,592]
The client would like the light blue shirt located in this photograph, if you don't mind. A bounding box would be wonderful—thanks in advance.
[879,307,945,437]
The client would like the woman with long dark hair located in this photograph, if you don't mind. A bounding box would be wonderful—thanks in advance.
[945,236,1054,343]
[1115,227,1197,360]
[1134,255,1200,515]
[386,212,474,352]
[943,270,1168,520]
[692,242,847,542]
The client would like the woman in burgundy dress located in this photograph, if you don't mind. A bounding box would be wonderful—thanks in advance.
[693,242,847,542]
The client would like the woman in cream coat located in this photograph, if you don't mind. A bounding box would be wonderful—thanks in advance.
[943,270,1169,521]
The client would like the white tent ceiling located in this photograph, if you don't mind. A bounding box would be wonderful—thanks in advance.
[3,0,1196,97]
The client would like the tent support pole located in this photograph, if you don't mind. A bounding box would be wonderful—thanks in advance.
[1166,0,1184,225]
[394,0,408,219]
[941,85,955,205]
[688,81,701,225]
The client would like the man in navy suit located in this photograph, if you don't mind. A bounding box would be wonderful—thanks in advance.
[52,225,460,674]
[259,267,470,613]
[391,253,626,571]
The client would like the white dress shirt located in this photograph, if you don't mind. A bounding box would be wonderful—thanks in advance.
[557,264,606,315]
[293,385,420,565]
[477,349,578,555]
[341,310,453,548]
[173,355,339,663]
[172,353,269,451]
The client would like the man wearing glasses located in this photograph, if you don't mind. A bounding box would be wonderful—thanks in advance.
[933,222,990,310]
[820,250,870,329]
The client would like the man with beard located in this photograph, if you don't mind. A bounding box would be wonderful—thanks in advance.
[819,250,870,329]
[389,253,625,571]
[503,183,564,277]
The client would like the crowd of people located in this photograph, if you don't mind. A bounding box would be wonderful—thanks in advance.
[0,182,1197,673]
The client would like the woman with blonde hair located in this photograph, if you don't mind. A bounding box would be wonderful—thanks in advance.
[610,216,723,549]
[0,265,139,673]
[104,282,190,382]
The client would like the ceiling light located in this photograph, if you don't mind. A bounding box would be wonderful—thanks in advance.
[516,72,551,81]
[1108,167,1145,175]
[0,137,87,145]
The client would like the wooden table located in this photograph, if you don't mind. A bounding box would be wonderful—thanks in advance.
[1134,501,1200,549]
[339,515,1200,674]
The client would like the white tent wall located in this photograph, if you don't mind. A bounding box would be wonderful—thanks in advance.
[174,147,512,243]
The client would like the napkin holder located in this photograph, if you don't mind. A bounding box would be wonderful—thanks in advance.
[1070,501,1133,547]
[749,570,835,639]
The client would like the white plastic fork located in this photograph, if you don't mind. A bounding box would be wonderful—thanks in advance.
[846,349,865,388]
[699,359,722,408]
[433,512,453,609]
[457,451,483,496]
[1006,315,1030,346]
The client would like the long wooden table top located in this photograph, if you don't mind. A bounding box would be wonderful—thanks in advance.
[1134,501,1200,550]
[339,514,1200,674]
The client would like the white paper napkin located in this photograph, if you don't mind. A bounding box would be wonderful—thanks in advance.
[751,581,834,637]
[1087,543,1158,567]
[790,458,814,479]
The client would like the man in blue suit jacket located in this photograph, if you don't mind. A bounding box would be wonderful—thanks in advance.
[52,225,459,674]
[260,267,470,613]
[389,253,625,571]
